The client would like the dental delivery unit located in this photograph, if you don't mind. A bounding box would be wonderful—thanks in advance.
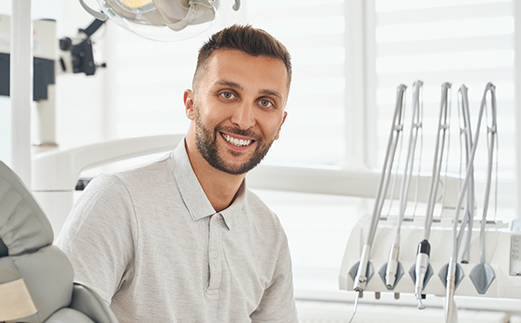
[340,82,521,323]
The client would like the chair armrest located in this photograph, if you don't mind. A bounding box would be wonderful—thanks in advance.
[69,283,119,323]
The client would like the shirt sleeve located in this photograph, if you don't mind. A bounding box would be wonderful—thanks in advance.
[250,232,299,323]
[55,173,137,305]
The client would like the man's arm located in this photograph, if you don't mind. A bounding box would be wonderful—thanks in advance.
[251,233,298,323]
[56,173,136,305]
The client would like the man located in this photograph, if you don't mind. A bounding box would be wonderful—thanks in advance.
[57,24,298,322]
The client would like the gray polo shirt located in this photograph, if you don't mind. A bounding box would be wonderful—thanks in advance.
[56,140,298,322]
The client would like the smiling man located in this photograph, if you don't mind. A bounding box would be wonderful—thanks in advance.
[185,43,289,212]
[57,25,298,322]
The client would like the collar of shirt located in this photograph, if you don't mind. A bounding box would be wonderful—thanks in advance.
[169,139,246,230]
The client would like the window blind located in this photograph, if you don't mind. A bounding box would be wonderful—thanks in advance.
[373,0,514,179]
[372,0,516,209]
[245,0,347,167]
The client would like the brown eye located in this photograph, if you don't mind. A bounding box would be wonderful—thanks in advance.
[259,99,273,108]
[221,92,235,99]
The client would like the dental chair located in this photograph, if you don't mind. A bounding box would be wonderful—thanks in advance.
[0,161,119,323]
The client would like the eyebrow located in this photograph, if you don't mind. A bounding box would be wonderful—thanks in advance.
[216,80,283,100]
[217,80,243,91]
[259,89,283,100]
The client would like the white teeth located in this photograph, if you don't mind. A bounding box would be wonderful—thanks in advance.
[223,134,252,147]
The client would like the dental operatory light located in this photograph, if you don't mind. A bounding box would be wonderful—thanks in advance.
[79,0,241,41]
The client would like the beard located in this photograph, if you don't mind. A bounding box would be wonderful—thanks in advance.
[194,106,275,175]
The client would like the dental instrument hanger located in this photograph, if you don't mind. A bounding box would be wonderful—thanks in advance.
[423,82,452,239]
[413,82,452,308]
[457,85,475,265]
[412,82,452,310]
[380,80,424,291]
[348,84,407,323]
[437,85,475,318]
[442,83,497,323]
[468,83,498,295]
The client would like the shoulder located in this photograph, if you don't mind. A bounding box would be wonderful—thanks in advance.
[80,153,176,201]
[59,172,137,239]
[62,155,175,233]
[110,153,173,187]
[242,189,288,244]
[244,189,280,222]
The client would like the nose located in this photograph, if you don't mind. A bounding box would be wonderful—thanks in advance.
[230,102,256,130]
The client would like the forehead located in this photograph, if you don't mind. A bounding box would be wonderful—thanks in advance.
[199,49,289,96]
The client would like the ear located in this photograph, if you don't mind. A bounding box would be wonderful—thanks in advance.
[274,111,287,140]
[184,89,195,120]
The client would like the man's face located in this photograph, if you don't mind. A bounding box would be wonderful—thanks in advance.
[185,49,289,175]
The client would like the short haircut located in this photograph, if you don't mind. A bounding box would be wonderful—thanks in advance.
[193,24,292,89]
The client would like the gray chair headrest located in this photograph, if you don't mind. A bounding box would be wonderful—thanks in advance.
[0,161,53,256]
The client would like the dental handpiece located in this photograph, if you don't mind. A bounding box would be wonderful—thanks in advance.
[414,239,431,309]
[353,244,372,291]
[385,237,400,288]
[445,258,457,323]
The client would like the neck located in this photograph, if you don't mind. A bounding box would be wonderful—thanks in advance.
[185,139,245,213]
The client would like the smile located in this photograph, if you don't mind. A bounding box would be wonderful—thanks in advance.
[221,132,254,147]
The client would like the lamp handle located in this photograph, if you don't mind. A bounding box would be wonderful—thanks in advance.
[78,0,108,21]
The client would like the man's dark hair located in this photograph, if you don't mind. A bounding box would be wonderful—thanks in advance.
[193,24,292,88]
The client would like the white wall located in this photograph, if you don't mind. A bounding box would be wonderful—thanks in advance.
[54,0,106,149]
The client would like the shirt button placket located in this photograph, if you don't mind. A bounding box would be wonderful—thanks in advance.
[207,214,223,294]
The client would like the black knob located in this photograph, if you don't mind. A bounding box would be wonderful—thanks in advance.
[59,37,72,51]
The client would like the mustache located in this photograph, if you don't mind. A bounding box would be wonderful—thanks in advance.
[216,126,262,142]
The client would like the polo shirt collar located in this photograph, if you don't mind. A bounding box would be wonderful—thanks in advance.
[170,139,246,230]
[219,180,246,230]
